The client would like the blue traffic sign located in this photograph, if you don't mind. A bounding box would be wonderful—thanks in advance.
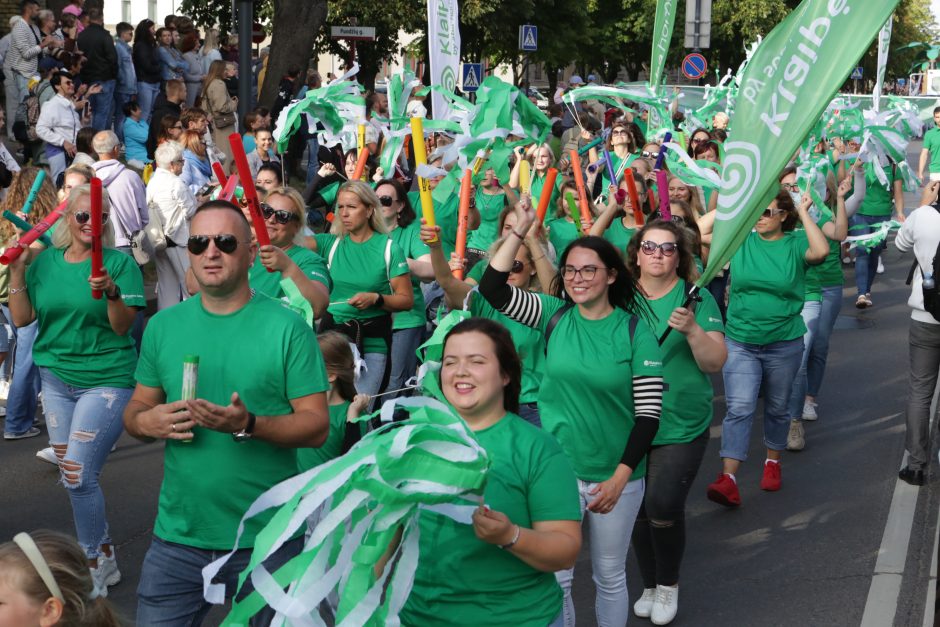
[462,63,482,93]
[851,66,864,80]
[519,25,537,52]
[681,53,707,80]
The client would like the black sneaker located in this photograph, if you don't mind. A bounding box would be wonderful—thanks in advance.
[4,426,41,440]
[899,466,926,486]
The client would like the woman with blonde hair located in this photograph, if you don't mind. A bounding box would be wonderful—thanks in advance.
[510,142,562,212]
[8,184,145,595]
[307,180,413,396]
[199,28,222,74]
[179,130,212,196]
[201,59,237,165]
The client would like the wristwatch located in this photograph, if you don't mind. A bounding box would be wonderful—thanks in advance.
[232,412,256,442]
[106,284,122,301]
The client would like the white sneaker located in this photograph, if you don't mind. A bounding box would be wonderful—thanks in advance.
[89,565,109,598]
[651,584,679,625]
[0,379,10,401]
[634,587,656,618]
[801,400,818,421]
[877,258,885,274]
[786,419,805,451]
[35,447,57,465]
[93,548,121,597]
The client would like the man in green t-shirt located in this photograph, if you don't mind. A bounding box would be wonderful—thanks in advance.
[124,201,330,626]
[919,107,940,183]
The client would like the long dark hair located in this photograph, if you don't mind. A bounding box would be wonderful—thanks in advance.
[134,19,155,46]
[443,317,521,414]
[551,236,647,315]
[626,220,699,284]
[375,178,416,228]
[318,331,358,402]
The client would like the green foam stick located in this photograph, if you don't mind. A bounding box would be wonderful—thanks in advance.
[565,191,583,235]
[21,169,45,215]
[3,211,52,246]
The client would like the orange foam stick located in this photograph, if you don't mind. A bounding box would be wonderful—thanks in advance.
[453,169,472,279]
[352,146,371,182]
[535,168,558,223]
[211,162,227,187]
[569,150,592,226]
[622,170,644,226]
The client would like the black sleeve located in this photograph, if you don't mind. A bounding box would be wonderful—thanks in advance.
[479,264,545,328]
[620,375,664,469]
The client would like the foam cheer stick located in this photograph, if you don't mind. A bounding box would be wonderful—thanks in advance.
[0,199,67,265]
[453,169,472,279]
[569,149,592,227]
[602,150,618,186]
[2,211,51,246]
[577,136,604,156]
[565,191,583,235]
[410,118,437,241]
[535,167,559,223]
[622,170,644,226]
[352,146,371,181]
[211,162,227,187]
[518,159,531,196]
[21,169,45,215]
[90,178,104,299]
[214,173,241,202]
[228,133,273,266]
[654,132,672,221]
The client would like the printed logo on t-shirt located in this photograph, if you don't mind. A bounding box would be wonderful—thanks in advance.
[708,317,722,323]
[643,360,662,368]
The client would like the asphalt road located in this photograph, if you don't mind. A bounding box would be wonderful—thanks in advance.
[1,157,938,627]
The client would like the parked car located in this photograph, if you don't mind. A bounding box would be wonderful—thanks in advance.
[526,87,549,110]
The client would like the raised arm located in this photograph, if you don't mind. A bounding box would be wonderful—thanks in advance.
[420,220,472,310]
[797,193,830,264]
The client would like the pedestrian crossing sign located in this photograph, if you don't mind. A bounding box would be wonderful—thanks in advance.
[462,63,482,93]
[519,25,538,52]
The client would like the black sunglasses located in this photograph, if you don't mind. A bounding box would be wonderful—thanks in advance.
[72,211,109,225]
[187,234,241,255]
[260,203,299,224]
[509,259,525,274]
[640,241,678,256]
[378,195,397,207]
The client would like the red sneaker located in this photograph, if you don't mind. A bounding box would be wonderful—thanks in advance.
[706,473,741,507]
[760,461,781,491]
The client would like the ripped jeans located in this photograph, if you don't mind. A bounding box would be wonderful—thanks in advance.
[39,368,132,560]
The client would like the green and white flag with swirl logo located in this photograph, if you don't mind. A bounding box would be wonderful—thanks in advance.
[427,0,460,119]
[699,0,901,287]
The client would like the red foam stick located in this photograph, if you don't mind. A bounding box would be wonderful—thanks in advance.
[535,168,558,223]
[352,146,371,181]
[228,133,273,271]
[622,170,644,226]
[90,177,104,299]
[453,169,472,279]
[0,199,68,265]
[569,150,592,226]
[216,173,240,202]
[211,162,228,187]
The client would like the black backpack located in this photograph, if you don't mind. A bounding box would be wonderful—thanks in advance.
[906,207,940,322]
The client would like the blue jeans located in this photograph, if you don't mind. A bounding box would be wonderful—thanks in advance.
[807,285,843,398]
[88,79,116,131]
[137,535,304,626]
[136,81,161,123]
[388,326,425,397]
[1,304,41,437]
[113,92,135,143]
[39,367,131,559]
[305,135,320,186]
[720,337,804,461]
[787,300,822,419]
[359,352,387,397]
[853,214,887,296]
[48,151,68,188]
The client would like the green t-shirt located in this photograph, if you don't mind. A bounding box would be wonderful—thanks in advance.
[401,413,580,627]
[466,258,487,284]
[597,152,636,193]
[531,170,561,216]
[603,218,636,253]
[858,163,898,217]
[813,215,844,287]
[389,222,429,330]
[537,295,663,482]
[547,217,581,258]
[643,281,724,445]
[466,188,505,251]
[315,232,410,353]
[248,244,331,300]
[468,292,545,404]
[924,127,940,174]
[135,294,329,550]
[28,248,145,388]
[297,401,350,470]
[726,231,809,344]
[408,188,460,258]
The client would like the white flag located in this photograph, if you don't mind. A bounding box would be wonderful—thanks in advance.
[427,0,460,119]
[873,16,892,112]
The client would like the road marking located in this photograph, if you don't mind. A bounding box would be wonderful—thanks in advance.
[924,506,937,627]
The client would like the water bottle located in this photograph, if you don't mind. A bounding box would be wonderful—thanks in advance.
[924,272,935,290]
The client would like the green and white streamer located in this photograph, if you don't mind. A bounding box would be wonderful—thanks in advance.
[662,141,722,189]
[564,84,674,137]
[203,396,490,626]
[845,219,901,251]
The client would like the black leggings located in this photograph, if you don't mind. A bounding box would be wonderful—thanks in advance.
[631,429,708,587]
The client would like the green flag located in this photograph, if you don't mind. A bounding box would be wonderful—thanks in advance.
[699,0,901,287]
[649,0,678,91]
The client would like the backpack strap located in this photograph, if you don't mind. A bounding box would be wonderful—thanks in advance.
[628,314,638,341]
[327,237,340,270]
[544,302,574,354]
[384,237,392,283]
[907,260,919,286]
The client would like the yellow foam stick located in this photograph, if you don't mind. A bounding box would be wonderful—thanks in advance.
[519,159,531,196]
[410,117,436,235]
[356,124,367,180]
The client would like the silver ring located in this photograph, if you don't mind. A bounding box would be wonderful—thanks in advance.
[171,423,176,432]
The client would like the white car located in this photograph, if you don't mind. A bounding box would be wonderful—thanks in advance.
[526,87,549,110]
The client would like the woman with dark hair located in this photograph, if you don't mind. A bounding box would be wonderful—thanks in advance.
[479,197,664,627]
[591,120,641,197]
[401,317,581,627]
[71,126,97,167]
[705,189,829,508]
[465,168,515,270]
[132,19,161,123]
[589,171,649,252]
[687,127,711,153]
[255,163,282,191]
[154,113,182,149]
[625,220,726,624]
[376,177,432,397]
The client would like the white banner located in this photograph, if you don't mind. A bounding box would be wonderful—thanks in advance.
[873,15,893,112]
[427,0,460,119]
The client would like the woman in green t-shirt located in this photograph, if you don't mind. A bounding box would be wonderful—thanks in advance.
[375,178,433,399]
[246,186,330,317]
[309,181,413,397]
[590,172,649,254]
[8,184,146,597]
[626,221,727,625]
[510,143,561,211]
[401,317,581,627]
[546,179,592,258]
[705,189,829,509]
[479,198,664,627]
[589,120,641,200]
[667,174,706,218]
[466,168,514,269]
